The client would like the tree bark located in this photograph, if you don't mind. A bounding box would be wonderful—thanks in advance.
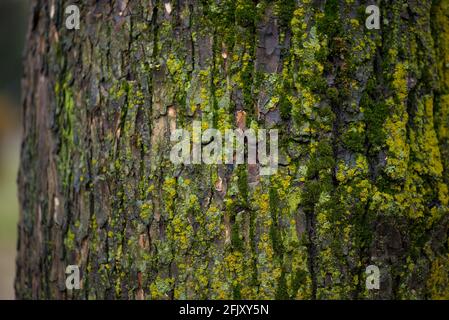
[15,0,449,299]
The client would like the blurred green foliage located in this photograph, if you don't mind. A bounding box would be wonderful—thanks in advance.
[0,0,29,299]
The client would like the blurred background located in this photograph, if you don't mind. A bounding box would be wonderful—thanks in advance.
[0,0,29,299]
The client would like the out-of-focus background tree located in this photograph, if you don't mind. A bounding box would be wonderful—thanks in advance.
[0,0,29,299]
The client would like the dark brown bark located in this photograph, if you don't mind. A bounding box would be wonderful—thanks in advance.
[16,0,449,300]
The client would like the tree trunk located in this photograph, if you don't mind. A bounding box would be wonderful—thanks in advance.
[15,0,449,300]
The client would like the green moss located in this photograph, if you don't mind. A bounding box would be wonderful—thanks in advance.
[363,93,388,151]
[317,0,341,36]
[55,73,76,189]
[269,186,283,256]
[64,229,75,250]
[275,271,289,299]
[342,123,366,153]
[274,0,296,30]
[235,0,257,27]
[237,165,249,205]
[427,255,449,299]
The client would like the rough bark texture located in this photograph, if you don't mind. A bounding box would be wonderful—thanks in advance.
[15,0,449,299]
